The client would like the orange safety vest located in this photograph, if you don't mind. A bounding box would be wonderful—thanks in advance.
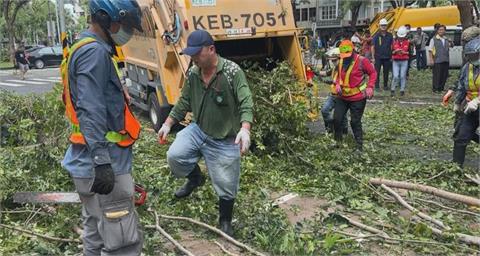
[466,64,480,101]
[61,37,140,147]
[330,55,367,96]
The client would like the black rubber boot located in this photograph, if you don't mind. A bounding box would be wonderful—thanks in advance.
[390,90,395,97]
[174,164,205,198]
[219,198,234,236]
[453,143,466,168]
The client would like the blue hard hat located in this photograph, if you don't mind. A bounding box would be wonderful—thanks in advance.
[180,30,214,56]
[89,0,143,32]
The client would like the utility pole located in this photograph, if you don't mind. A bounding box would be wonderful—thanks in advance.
[58,0,68,57]
[47,0,53,46]
[55,0,61,45]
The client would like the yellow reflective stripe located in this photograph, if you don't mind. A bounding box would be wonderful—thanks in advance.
[105,131,129,143]
[359,83,367,91]
[468,64,480,98]
[71,124,81,133]
[71,127,129,144]
[111,57,123,80]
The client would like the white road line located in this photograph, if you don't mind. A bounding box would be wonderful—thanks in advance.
[0,82,25,87]
[47,77,61,81]
[6,79,47,85]
[31,78,62,83]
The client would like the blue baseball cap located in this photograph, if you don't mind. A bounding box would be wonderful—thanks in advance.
[180,30,214,56]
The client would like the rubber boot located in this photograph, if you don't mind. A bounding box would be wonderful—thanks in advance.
[453,143,466,168]
[174,164,205,198]
[390,90,395,97]
[219,198,234,236]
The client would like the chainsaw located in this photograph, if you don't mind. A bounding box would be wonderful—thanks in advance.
[14,184,147,206]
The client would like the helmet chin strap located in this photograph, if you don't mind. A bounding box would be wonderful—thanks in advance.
[97,17,118,57]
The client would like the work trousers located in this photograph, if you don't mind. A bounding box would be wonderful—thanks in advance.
[167,123,241,200]
[73,174,143,256]
[374,58,392,89]
[321,95,347,133]
[453,109,479,167]
[392,60,408,92]
[432,62,449,92]
[416,49,427,70]
[333,98,367,148]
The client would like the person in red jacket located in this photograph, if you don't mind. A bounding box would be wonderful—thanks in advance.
[391,26,410,97]
[333,40,377,151]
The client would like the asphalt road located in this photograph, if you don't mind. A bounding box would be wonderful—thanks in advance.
[0,67,60,94]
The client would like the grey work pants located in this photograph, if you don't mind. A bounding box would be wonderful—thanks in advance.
[73,173,143,256]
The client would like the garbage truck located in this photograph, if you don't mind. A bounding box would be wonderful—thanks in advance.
[121,0,307,130]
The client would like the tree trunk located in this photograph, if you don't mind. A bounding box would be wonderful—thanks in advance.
[350,4,361,30]
[455,0,474,28]
[7,24,15,64]
[1,0,30,64]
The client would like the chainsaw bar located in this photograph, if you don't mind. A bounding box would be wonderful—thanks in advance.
[13,192,81,204]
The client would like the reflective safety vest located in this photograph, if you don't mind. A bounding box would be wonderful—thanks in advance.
[466,64,480,101]
[330,55,367,96]
[61,37,140,147]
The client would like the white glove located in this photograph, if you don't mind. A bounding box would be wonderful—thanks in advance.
[235,128,251,154]
[157,123,171,141]
[464,97,480,114]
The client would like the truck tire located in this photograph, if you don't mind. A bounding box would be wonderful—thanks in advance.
[148,92,170,132]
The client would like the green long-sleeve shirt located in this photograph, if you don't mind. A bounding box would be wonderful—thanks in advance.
[169,56,253,139]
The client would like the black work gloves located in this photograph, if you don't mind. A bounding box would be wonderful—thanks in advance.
[90,164,115,194]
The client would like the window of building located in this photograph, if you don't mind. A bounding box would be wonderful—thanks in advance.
[301,8,308,21]
[294,9,300,22]
[320,5,336,20]
[309,7,316,21]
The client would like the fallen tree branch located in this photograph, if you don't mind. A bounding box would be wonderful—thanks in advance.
[335,230,480,252]
[414,198,480,218]
[146,210,194,256]
[411,216,480,246]
[158,214,266,256]
[465,174,480,186]
[369,178,480,206]
[380,184,449,230]
[425,169,447,181]
[0,223,80,243]
[214,241,238,256]
[343,172,392,201]
[336,213,391,238]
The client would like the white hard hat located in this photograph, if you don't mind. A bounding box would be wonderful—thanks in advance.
[397,26,408,38]
[326,47,340,58]
[379,18,388,25]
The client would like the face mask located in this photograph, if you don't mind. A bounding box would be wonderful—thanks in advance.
[110,26,133,46]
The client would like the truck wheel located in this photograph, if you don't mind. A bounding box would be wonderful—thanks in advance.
[149,92,170,132]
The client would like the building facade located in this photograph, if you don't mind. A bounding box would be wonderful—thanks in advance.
[295,0,393,40]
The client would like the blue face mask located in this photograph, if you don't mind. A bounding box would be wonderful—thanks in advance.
[110,26,133,46]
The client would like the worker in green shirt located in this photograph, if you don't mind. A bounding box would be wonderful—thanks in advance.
[157,30,254,236]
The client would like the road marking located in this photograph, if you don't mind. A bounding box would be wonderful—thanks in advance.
[31,78,62,83]
[6,79,47,85]
[48,77,61,81]
[0,82,25,87]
